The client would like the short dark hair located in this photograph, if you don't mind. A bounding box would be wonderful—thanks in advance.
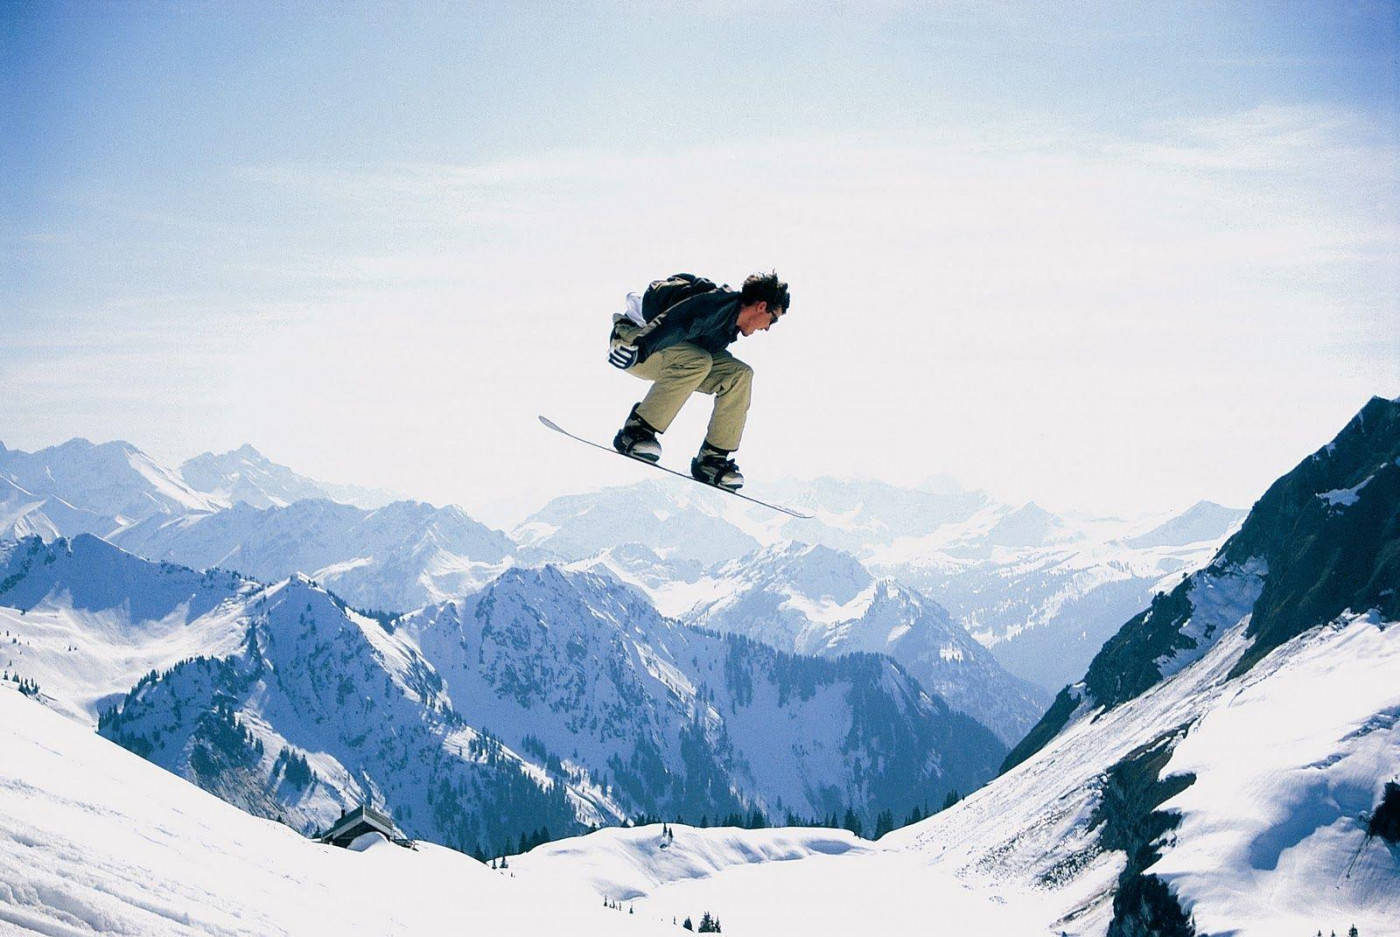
[740,271,789,313]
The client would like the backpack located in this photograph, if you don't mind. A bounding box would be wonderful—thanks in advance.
[641,273,721,323]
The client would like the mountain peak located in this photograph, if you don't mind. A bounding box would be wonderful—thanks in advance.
[0,438,217,522]
[1125,500,1245,549]
[1218,394,1399,674]
[984,501,1066,548]
[1006,395,1400,773]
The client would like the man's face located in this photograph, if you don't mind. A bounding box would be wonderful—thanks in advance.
[738,301,785,336]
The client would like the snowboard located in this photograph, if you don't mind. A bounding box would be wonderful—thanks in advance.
[538,415,814,519]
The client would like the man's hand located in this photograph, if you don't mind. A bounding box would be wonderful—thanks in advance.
[608,340,639,369]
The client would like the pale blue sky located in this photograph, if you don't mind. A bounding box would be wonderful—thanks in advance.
[3,1,1397,524]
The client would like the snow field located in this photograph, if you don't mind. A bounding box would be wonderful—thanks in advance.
[0,688,674,937]
[1154,612,1400,936]
[511,823,1047,937]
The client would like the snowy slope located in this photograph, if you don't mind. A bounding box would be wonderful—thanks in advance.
[0,535,254,723]
[0,687,676,937]
[503,587,1400,937]
[875,607,1400,937]
[1153,612,1399,934]
[522,609,1394,937]
[511,822,1047,936]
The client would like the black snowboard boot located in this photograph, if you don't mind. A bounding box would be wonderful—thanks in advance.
[691,441,743,490]
[613,403,662,462]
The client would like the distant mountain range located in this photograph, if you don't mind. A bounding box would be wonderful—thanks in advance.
[519,479,1242,691]
[616,541,1049,744]
[0,439,399,536]
[2,533,1005,854]
[179,443,402,510]
[1,438,517,613]
[0,438,220,535]
[2,397,1394,937]
[111,497,515,613]
[0,432,1245,746]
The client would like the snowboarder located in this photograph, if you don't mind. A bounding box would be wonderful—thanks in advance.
[606,271,790,490]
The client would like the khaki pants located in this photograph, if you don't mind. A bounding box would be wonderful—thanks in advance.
[615,323,753,451]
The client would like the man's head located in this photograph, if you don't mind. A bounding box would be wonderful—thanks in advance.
[736,271,790,337]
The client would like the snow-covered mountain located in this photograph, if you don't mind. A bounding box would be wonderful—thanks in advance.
[1123,499,1246,549]
[520,604,1397,936]
[111,497,516,612]
[179,443,400,509]
[524,477,1234,693]
[402,564,1005,825]
[1,534,594,852]
[515,479,771,567]
[0,438,220,534]
[0,475,115,541]
[900,394,1400,934]
[0,535,255,723]
[2,533,1006,854]
[0,437,516,611]
[5,434,1235,697]
[647,541,1048,744]
[867,499,1236,690]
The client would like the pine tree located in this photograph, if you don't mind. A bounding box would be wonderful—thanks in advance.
[683,916,693,930]
[842,806,863,838]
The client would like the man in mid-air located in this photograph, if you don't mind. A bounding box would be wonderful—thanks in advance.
[606,271,789,491]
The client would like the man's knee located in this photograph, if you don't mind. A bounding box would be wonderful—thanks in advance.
[715,357,753,393]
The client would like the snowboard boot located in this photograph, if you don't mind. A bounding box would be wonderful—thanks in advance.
[613,403,662,462]
[691,441,744,490]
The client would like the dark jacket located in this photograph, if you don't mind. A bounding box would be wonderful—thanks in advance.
[630,273,740,363]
